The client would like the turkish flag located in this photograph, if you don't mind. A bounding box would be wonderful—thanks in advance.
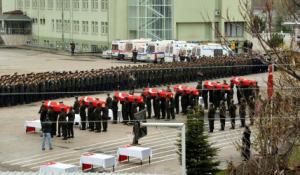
[267,64,274,99]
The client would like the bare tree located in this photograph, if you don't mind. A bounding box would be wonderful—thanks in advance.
[225,0,300,174]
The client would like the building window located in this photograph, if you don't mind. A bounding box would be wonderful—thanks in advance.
[48,0,53,9]
[101,0,108,11]
[64,20,70,33]
[91,0,98,10]
[82,21,89,34]
[64,0,70,10]
[40,0,45,9]
[92,21,98,34]
[17,0,23,10]
[73,0,79,10]
[82,0,89,10]
[101,21,108,34]
[56,19,62,32]
[40,18,46,24]
[73,20,80,33]
[225,22,244,37]
[51,19,55,32]
[32,0,38,9]
[25,0,30,8]
[56,0,62,10]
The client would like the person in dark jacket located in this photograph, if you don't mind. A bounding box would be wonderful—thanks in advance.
[146,94,152,119]
[106,93,113,109]
[67,107,75,138]
[47,107,57,137]
[94,104,102,132]
[175,92,180,114]
[58,108,68,140]
[102,104,109,132]
[87,102,95,131]
[208,104,216,133]
[219,101,226,131]
[112,96,118,124]
[41,117,53,150]
[73,97,80,114]
[79,101,87,130]
[242,126,251,160]
[229,99,237,129]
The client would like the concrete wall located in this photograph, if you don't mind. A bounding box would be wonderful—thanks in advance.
[0,34,32,45]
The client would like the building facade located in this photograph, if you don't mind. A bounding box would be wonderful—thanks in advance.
[2,0,248,51]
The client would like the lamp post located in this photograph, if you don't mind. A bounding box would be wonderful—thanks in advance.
[62,0,65,50]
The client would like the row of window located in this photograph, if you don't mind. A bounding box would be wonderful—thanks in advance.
[49,19,108,35]
[17,0,108,11]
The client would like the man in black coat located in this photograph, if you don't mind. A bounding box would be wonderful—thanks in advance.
[47,107,57,137]
[67,107,75,138]
[102,105,109,132]
[153,93,161,119]
[208,104,216,133]
[112,96,118,124]
[229,99,237,129]
[73,97,80,114]
[79,101,87,130]
[87,102,95,131]
[146,94,152,119]
[106,93,113,109]
[94,104,102,132]
[160,96,166,119]
[175,92,180,114]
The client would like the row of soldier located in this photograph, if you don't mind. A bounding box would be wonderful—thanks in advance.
[0,55,268,107]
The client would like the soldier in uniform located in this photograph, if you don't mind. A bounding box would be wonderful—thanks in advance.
[175,91,180,114]
[130,99,138,122]
[208,104,216,133]
[160,95,166,119]
[112,96,118,124]
[229,99,237,129]
[87,102,95,131]
[219,101,226,131]
[169,95,176,119]
[146,94,152,119]
[73,97,80,114]
[67,107,75,138]
[181,91,188,114]
[79,101,87,130]
[58,108,68,140]
[94,104,102,132]
[122,98,130,125]
[153,93,161,119]
[106,93,113,109]
[239,98,246,128]
[102,104,109,132]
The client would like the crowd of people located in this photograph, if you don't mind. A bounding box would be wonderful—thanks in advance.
[0,55,268,108]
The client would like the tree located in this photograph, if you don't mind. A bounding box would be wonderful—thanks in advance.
[253,15,266,33]
[178,107,220,175]
[225,0,300,174]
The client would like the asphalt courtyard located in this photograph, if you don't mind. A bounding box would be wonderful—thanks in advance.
[0,48,270,174]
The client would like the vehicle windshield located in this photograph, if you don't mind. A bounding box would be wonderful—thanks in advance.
[146,45,155,53]
[126,43,133,51]
[112,44,118,50]
[138,47,145,53]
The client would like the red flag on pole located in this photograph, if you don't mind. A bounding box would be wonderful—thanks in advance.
[267,64,274,99]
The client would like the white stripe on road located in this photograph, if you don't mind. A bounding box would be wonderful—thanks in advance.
[12,131,177,166]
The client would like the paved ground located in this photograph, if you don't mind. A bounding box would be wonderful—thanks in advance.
[0,48,271,174]
[0,48,143,75]
[0,72,269,174]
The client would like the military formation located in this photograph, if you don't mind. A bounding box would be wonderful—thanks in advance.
[0,55,268,108]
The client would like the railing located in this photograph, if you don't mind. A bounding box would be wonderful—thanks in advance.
[0,28,31,35]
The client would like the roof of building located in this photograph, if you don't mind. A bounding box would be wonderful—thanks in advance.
[0,10,31,22]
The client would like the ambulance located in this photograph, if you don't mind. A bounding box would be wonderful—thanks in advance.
[137,41,166,62]
[191,43,233,58]
[164,40,188,62]
[102,39,151,60]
